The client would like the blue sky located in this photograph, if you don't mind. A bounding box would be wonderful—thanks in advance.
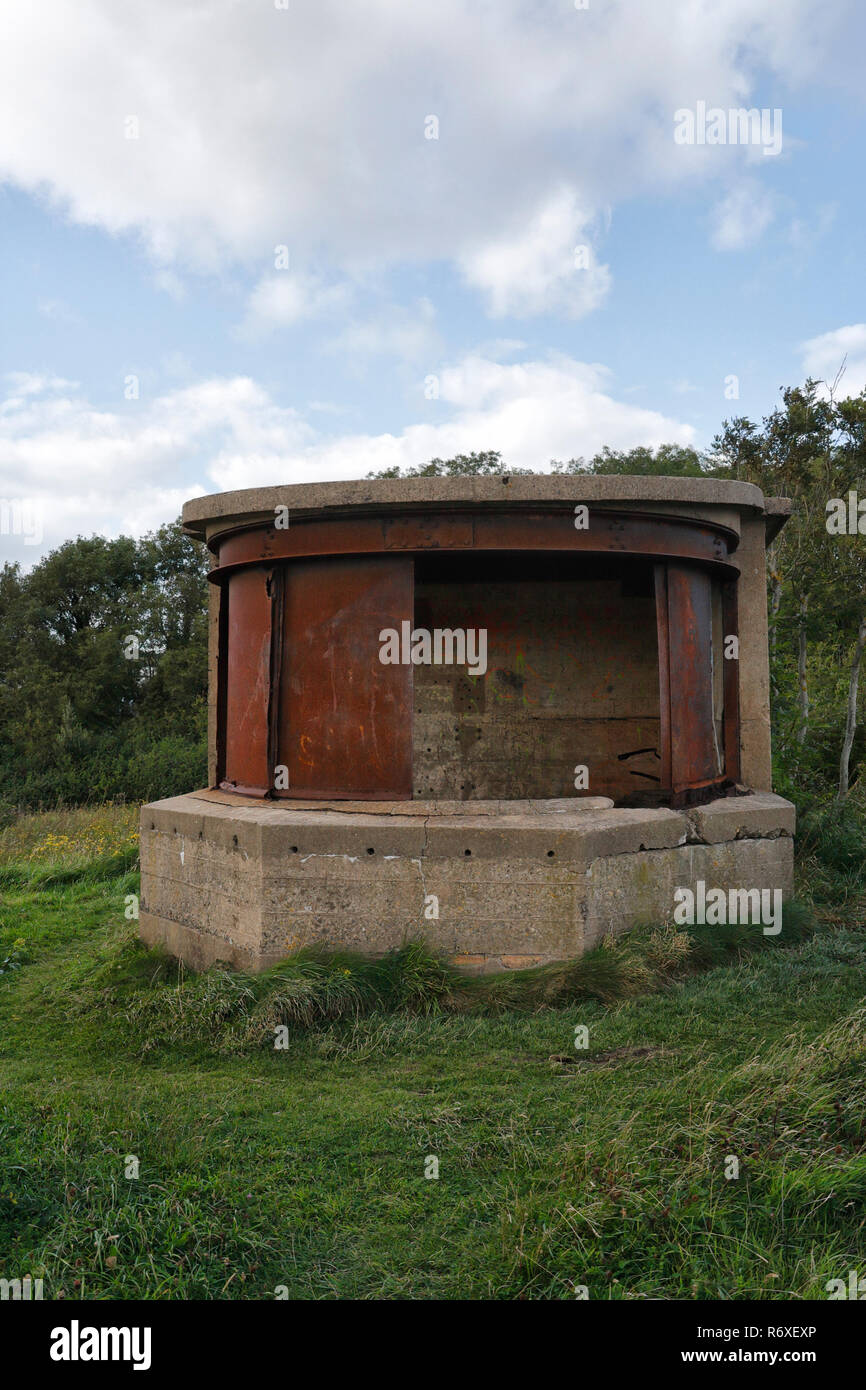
[1,0,864,563]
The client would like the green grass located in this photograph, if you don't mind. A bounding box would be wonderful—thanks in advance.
[1,806,865,1300]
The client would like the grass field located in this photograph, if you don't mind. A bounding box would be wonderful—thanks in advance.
[1,804,865,1300]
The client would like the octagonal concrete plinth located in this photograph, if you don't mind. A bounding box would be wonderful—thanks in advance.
[139,790,795,973]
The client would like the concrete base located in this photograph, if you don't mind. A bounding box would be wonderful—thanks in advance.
[138,789,795,973]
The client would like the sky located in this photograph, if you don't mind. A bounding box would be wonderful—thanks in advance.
[1,0,865,564]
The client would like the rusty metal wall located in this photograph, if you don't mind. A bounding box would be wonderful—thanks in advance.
[276,555,414,798]
[212,518,742,807]
[413,573,660,801]
[221,565,272,795]
[209,509,737,580]
[667,564,719,789]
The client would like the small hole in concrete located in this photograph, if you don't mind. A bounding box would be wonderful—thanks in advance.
[291,845,298,853]
[547,850,555,857]
[150,822,155,831]
[464,848,472,856]
[232,835,238,847]
[367,847,375,855]
[198,831,203,840]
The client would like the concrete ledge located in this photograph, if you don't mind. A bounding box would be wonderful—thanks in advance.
[182,474,770,539]
[186,788,616,816]
[139,791,796,973]
[685,791,796,844]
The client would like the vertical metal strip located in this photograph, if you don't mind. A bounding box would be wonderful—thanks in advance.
[654,563,672,794]
[221,566,272,795]
[266,566,286,795]
[215,578,229,788]
[667,564,725,804]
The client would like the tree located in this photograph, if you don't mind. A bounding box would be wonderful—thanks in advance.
[0,520,208,806]
[367,450,523,478]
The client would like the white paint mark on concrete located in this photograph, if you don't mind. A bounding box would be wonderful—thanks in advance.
[300,853,360,865]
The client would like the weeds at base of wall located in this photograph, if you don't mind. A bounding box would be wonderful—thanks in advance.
[109,903,815,1056]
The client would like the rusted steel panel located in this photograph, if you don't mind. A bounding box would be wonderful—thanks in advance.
[210,509,738,579]
[266,566,286,789]
[221,566,272,795]
[666,564,722,792]
[383,515,474,549]
[277,556,414,798]
[654,564,672,793]
[214,578,229,787]
[722,579,741,782]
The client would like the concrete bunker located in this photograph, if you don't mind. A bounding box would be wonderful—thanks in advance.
[139,476,796,972]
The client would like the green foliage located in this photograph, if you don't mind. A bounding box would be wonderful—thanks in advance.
[797,800,866,877]
[0,520,208,809]
[367,449,525,478]
[554,443,709,476]
[0,820,861,1300]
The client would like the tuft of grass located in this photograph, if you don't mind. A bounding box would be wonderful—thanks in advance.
[795,794,866,927]
[0,846,140,890]
[1,803,863,1300]
[102,903,817,1056]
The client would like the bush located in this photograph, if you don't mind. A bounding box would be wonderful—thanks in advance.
[798,801,866,878]
[0,726,207,811]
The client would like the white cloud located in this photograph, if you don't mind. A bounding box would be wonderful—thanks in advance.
[458,188,611,318]
[800,324,866,397]
[710,180,777,250]
[207,353,695,488]
[0,354,695,562]
[238,273,351,335]
[0,0,854,319]
[324,299,440,364]
[0,373,312,560]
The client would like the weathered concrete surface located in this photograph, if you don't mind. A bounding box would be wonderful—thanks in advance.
[684,790,796,844]
[413,577,661,800]
[188,789,616,815]
[139,791,795,973]
[182,474,773,540]
[736,513,773,791]
[584,837,794,950]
